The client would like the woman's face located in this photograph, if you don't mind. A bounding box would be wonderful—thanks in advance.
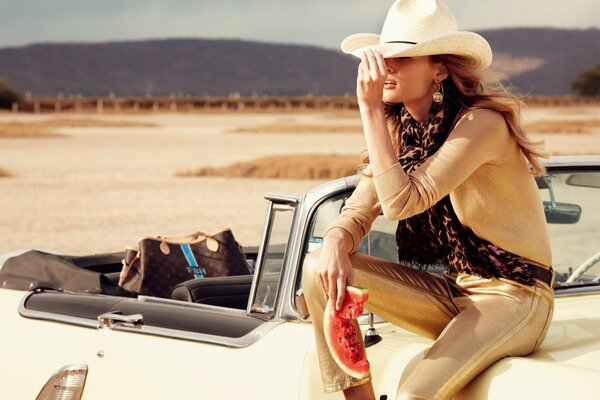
[382,56,441,104]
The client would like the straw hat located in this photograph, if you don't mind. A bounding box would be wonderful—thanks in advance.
[341,0,492,70]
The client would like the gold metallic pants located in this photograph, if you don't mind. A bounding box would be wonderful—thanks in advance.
[302,250,554,400]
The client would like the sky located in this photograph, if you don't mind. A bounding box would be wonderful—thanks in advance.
[0,0,598,49]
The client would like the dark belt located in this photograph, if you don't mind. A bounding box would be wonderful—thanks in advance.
[525,262,554,287]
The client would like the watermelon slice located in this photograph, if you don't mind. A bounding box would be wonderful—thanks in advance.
[323,286,370,379]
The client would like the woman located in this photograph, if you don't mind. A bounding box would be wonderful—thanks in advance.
[302,0,554,399]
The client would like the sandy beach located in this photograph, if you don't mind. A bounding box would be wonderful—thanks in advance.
[0,105,598,256]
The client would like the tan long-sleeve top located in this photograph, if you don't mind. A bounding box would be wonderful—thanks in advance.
[327,108,552,269]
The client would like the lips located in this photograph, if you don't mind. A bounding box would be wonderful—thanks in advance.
[384,80,397,89]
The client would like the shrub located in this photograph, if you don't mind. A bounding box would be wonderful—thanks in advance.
[0,79,23,109]
[0,167,11,177]
[178,154,360,180]
[571,64,600,96]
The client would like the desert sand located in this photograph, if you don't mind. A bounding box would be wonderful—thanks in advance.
[0,105,598,257]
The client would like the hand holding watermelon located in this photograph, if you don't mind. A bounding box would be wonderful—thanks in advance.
[323,286,371,379]
[318,228,355,311]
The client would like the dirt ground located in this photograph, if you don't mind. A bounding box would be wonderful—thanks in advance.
[0,105,598,255]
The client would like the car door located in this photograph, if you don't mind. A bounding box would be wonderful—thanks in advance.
[10,194,314,400]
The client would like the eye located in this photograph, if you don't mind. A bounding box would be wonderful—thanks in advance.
[385,57,411,65]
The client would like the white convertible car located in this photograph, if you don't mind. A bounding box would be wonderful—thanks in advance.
[0,156,599,399]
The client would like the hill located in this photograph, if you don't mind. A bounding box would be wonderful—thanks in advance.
[0,28,597,97]
[483,28,600,95]
[0,39,357,97]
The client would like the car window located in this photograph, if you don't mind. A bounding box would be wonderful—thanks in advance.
[304,192,397,262]
[541,170,600,285]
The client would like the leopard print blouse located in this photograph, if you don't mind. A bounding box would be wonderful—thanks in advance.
[394,100,551,286]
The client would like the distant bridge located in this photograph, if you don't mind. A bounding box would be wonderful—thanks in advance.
[9,95,359,113]
[7,95,600,113]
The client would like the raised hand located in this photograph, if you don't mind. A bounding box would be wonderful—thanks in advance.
[357,48,387,108]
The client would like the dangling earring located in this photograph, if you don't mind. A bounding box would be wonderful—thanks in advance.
[433,83,444,103]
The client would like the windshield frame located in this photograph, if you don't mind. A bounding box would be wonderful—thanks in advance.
[247,193,301,317]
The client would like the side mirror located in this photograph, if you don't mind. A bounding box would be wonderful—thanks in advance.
[538,174,582,224]
[543,201,581,224]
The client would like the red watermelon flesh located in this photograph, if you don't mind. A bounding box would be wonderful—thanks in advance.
[323,286,370,379]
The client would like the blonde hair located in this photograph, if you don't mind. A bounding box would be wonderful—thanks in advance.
[361,54,546,175]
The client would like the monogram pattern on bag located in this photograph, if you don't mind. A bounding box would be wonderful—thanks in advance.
[119,229,253,298]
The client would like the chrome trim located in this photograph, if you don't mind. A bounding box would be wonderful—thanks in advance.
[97,312,143,329]
[264,192,301,205]
[357,313,385,325]
[19,294,99,329]
[101,319,284,348]
[543,155,600,168]
[554,289,600,298]
[246,201,275,314]
[138,294,249,315]
[19,305,98,329]
[271,195,305,319]
[277,175,358,320]
[18,291,284,348]
[246,193,302,315]
[248,195,303,316]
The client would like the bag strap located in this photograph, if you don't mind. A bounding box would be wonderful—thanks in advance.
[159,230,211,242]
[157,230,220,254]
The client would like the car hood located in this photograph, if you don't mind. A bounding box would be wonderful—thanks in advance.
[365,292,600,399]
[531,293,600,373]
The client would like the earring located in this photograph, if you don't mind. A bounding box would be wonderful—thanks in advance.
[433,83,444,103]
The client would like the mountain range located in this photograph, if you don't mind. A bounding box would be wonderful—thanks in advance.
[0,28,598,97]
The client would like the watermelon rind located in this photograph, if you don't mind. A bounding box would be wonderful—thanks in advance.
[346,286,368,298]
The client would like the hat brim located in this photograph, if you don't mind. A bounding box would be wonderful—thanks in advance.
[341,31,492,70]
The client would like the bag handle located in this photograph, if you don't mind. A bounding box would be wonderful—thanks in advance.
[157,230,219,255]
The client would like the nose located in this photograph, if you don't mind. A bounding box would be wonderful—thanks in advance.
[385,59,394,73]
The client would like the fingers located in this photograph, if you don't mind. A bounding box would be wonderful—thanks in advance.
[319,273,329,300]
[328,274,337,305]
[335,275,347,311]
[374,50,387,75]
[359,50,371,79]
[327,281,339,302]
[319,269,341,306]
[359,51,369,79]
[357,59,364,80]
[360,49,386,78]
[318,269,337,302]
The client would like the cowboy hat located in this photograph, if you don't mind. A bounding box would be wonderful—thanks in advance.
[341,0,492,69]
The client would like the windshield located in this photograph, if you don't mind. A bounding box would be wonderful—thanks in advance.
[542,170,600,286]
